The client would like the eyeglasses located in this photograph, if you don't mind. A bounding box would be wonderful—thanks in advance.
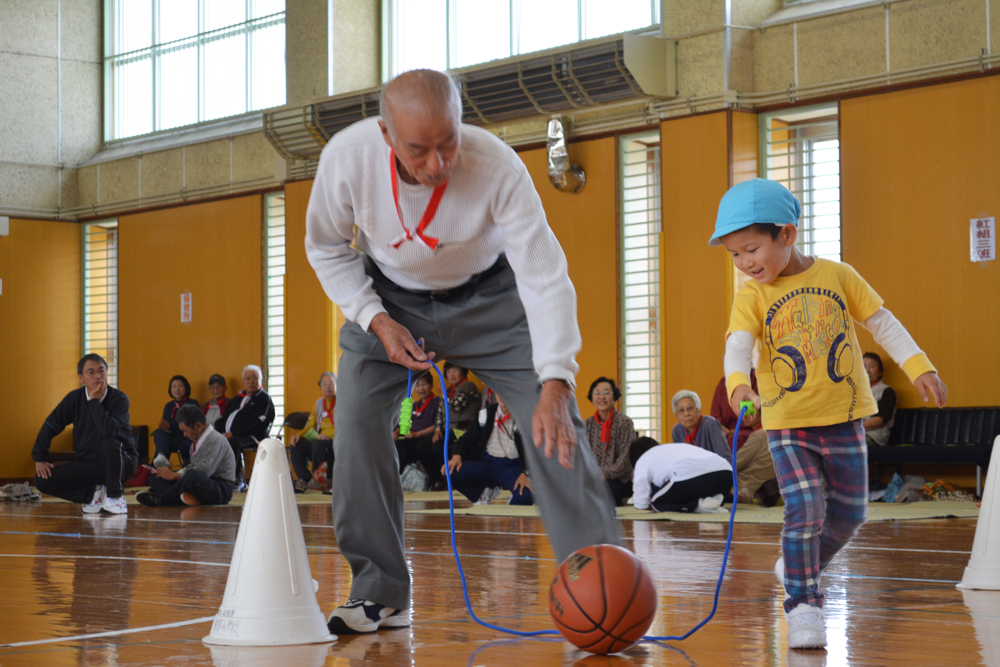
[82,369,107,377]
[319,382,336,388]
[592,390,615,397]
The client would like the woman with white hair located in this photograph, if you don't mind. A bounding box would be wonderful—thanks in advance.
[215,364,276,491]
[670,390,731,459]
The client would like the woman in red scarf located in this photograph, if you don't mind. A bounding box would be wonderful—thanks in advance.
[583,377,636,506]
[393,374,445,490]
[670,390,731,459]
[152,375,200,467]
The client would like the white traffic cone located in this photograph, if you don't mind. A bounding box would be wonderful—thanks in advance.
[205,642,335,666]
[203,438,337,645]
[958,436,1000,590]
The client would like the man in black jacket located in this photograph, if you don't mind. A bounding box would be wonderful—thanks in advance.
[33,354,137,514]
[216,364,275,490]
[442,390,533,506]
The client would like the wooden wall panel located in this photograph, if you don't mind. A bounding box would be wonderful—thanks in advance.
[284,179,344,418]
[660,112,735,437]
[118,196,263,435]
[519,137,620,413]
[842,76,1000,407]
[0,220,80,478]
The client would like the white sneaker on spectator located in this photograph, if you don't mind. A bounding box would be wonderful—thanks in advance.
[82,485,106,514]
[694,494,727,514]
[474,487,501,506]
[786,603,827,649]
[152,454,171,469]
[101,494,128,514]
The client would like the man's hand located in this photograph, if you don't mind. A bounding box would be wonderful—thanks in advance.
[289,434,301,446]
[224,432,233,440]
[513,473,532,495]
[88,382,107,401]
[729,385,760,418]
[154,467,180,481]
[317,434,332,441]
[432,429,443,443]
[35,462,54,479]
[915,372,948,408]
[370,312,436,371]
[158,418,170,431]
[442,455,462,476]
[532,380,576,470]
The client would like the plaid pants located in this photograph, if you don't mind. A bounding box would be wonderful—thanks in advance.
[768,420,867,612]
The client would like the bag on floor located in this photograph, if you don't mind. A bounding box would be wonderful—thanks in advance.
[401,463,429,493]
[0,482,42,502]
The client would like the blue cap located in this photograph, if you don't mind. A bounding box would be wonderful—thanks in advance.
[708,178,801,246]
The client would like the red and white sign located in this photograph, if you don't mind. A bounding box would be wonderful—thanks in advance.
[971,217,996,263]
[181,292,193,323]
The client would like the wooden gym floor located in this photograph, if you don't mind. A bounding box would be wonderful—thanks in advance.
[0,495,992,667]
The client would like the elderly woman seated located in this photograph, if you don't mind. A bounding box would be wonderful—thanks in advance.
[670,390,731,459]
[583,377,636,506]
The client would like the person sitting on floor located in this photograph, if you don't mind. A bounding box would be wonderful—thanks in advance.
[216,364,275,491]
[863,352,897,447]
[433,362,482,437]
[152,375,200,468]
[202,374,229,427]
[32,353,138,515]
[670,389,732,459]
[138,405,236,507]
[443,389,533,506]
[583,377,637,506]
[290,372,337,493]
[394,373,445,489]
[629,437,733,514]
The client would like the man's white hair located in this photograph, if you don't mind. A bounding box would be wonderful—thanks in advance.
[243,364,264,381]
[671,390,701,414]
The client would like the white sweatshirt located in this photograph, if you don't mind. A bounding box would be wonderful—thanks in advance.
[305,118,581,382]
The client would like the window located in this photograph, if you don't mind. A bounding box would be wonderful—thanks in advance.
[384,0,660,79]
[619,131,662,441]
[760,104,841,262]
[105,0,286,140]
[263,192,286,435]
[83,221,120,387]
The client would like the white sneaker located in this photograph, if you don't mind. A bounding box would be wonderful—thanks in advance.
[82,485,106,514]
[101,494,128,514]
[694,493,727,514]
[786,603,827,649]
[474,486,501,506]
[153,454,171,468]
[327,599,411,634]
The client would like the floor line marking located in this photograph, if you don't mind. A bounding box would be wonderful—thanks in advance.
[0,554,229,567]
[0,616,215,648]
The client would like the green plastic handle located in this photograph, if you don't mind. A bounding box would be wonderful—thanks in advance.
[399,397,414,435]
[739,400,757,416]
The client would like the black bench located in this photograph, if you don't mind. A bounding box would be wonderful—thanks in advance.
[867,408,1000,496]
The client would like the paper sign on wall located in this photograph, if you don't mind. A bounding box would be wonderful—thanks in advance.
[971,217,996,263]
[181,292,193,323]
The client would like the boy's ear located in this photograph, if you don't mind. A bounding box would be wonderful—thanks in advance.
[779,223,798,246]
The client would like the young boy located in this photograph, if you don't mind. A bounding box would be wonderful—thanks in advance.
[710,178,947,650]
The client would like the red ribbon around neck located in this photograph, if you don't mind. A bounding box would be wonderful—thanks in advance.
[388,150,448,251]
[594,409,615,449]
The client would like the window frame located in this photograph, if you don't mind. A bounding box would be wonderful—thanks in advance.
[82,220,120,388]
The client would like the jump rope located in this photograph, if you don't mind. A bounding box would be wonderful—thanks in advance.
[398,351,754,643]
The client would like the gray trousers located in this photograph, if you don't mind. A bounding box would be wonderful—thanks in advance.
[331,256,621,610]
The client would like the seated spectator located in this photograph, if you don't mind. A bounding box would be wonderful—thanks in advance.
[290,372,337,493]
[863,352,897,447]
[443,390,533,506]
[629,437,732,513]
[434,362,482,437]
[710,371,761,450]
[735,428,780,507]
[152,375,200,468]
[670,390,732,459]
[137,405,236,507]
[32,354,138,515]
[202,374,229,427]
[394,374,444,489]
[584,377,636,506]
[216,365,276,491]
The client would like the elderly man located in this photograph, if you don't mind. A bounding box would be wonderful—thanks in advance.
[138,405,236,507]
[670,390,732,459]
[306,69,621,634]
[215,365,275,491]
[32,354,137,515]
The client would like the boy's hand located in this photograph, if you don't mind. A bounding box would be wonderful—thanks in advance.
[914,372,948,408]
[730,385,760,418]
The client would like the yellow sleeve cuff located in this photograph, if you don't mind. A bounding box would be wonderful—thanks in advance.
[901,354,937,383]
[726,372,753,402]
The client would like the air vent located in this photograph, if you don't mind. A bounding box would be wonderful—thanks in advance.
[264,33,675,161]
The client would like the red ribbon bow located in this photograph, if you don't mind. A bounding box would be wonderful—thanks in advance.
[388,150,448,251]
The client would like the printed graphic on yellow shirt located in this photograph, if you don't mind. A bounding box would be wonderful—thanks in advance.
[763,287,860,419]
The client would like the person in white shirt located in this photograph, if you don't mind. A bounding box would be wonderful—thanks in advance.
[629,437,733,513]
[306,69,621,635]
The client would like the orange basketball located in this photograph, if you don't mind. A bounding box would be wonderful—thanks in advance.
[548,544,658,655]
